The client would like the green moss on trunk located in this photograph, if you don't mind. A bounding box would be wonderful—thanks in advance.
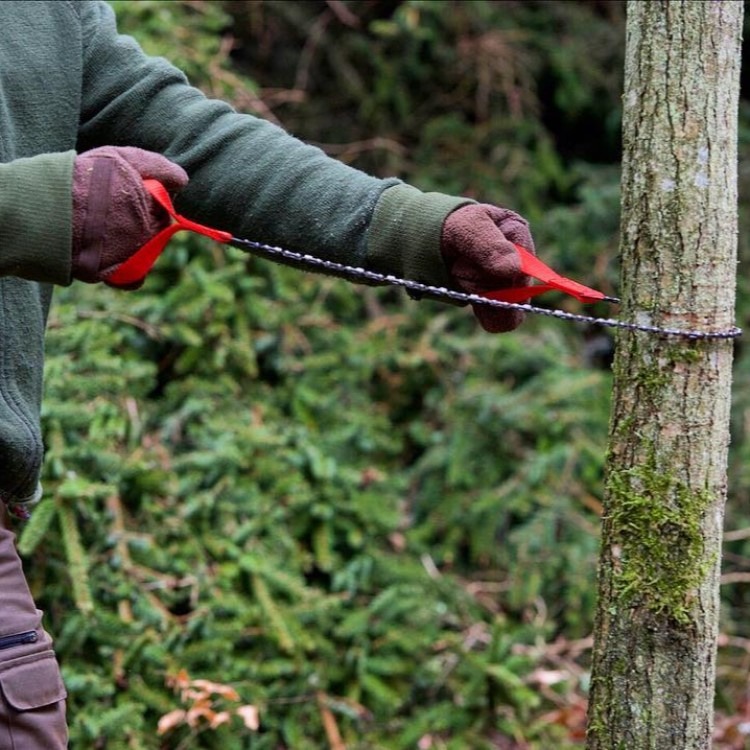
[606,451,712,625]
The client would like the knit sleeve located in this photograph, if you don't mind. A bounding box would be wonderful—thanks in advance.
[75,0,463,288]
[0,152,74,285]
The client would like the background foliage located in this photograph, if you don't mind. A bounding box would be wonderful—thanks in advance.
[19,1,750,747]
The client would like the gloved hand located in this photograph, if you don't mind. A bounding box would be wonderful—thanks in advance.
[72,146,189,289]
[440,204,535,333]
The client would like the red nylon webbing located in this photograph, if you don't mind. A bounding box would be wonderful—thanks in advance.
[485,245,608,304]
[106,179,232,287]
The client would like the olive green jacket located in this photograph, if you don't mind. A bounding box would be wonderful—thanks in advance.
[0,0,469,507]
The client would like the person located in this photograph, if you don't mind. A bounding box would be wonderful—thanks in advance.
[0,1,535,746]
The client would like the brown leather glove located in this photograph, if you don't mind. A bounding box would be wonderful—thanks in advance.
[72,146,189,289]
[441,204,535,333]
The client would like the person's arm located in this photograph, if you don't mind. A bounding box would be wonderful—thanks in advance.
[75,0,468,291]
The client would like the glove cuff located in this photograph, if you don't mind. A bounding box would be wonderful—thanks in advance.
[72,156,116,283]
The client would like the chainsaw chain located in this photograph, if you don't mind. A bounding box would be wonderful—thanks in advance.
[229,238,742,341]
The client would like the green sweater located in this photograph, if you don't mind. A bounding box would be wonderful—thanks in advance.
[0,0,469,507]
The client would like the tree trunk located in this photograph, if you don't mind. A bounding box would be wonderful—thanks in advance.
[586,2,742,749]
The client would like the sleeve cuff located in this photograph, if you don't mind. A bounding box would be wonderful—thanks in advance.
[366,183,474,290]
[0,151,75,286]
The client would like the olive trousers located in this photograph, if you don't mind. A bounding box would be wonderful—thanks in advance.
[0,508,68,749]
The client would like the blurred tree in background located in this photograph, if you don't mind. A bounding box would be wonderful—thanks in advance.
[20,1,750,747]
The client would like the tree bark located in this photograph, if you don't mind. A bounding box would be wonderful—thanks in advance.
[586,2,742,749]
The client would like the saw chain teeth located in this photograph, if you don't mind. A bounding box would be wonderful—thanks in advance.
[228,238,742,341]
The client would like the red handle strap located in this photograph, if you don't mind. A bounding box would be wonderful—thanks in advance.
[109,180,611,304]
[106,179,232,287]
[482,244,609,304]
